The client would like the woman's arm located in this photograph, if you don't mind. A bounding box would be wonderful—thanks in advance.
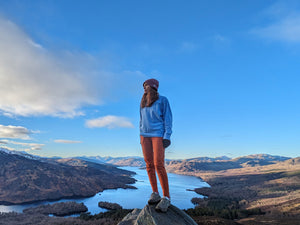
[162,97,172,140]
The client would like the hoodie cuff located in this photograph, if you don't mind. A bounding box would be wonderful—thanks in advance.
[163,133,171,140]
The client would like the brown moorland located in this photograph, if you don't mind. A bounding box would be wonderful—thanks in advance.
[167,156,300,224]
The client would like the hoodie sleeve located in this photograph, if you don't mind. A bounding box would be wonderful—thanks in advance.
[162,97,172,140]
[139,107,142,131]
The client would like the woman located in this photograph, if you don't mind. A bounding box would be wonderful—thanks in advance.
[140,78,172,212]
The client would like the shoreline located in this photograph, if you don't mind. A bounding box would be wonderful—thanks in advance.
[0,167,202,212]
[0,184,137,207]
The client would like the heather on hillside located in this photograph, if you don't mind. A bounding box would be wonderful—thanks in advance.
[0,150,135,205]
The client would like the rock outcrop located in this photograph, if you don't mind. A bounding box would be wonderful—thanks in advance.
[98,201,122,210]
[118,204,197,225]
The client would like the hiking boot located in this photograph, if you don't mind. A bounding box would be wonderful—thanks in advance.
[155,197,170,212]
[148,192,161,204]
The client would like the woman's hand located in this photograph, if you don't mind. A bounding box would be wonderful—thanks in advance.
[163,139,171,148]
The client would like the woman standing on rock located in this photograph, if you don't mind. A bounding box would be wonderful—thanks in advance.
[140,78,172,212]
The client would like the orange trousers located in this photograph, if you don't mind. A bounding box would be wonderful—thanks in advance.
[140,136,170,198]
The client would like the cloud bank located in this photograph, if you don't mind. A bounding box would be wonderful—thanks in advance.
[252,15,300,42]
[0,125,32,139]
[9,140,44,151]
[54,139,82,144]
[0,139,44,151]
[85,115,134,129]
[0,17,100,117]
[251,2,300,43]
[0,125,43,151]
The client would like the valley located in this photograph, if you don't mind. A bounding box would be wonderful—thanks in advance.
[1,148,299,224]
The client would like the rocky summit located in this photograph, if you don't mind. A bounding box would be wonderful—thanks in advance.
[118,204,197,225]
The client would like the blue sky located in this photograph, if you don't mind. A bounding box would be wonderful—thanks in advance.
[0,0,300,159]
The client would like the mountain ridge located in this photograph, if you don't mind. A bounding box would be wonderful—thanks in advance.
[76,153,291,169]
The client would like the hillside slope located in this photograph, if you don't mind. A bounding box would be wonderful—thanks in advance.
[165,154,290,174]
[185,157,300,224]
[0,149,135,205]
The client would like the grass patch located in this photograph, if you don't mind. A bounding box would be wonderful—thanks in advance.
[79,209,133,221]
[185,197,264,220]
[284,170,300,177]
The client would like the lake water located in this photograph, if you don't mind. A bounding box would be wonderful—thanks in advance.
[0,166,209,215]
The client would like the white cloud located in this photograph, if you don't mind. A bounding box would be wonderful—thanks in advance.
[178,41,199,53]
[0,140,8,144]
[0,17,103,117]
[9,141,44,151]
[251,2,300,43]
[0,146,15,151]
[54,139,82,144]
[0,125,43,151]
[252,15,300,42]
[85,115,134,129]
[0,139,44,151]
[0,16,150,118]
[0,125,32,139]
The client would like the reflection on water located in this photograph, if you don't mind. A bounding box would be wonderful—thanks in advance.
[0,167,209,215]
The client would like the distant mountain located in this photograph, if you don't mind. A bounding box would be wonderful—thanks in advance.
[166,159,240,172]
[0,148,135,205]
[0,147,45,161]
[165,154,291,173]
[183,156,232,162]
[232,154,290,167]
[76,155,232,168]
[275,157,300,166]
[56,157,137,176]
[77,156,146,167]
[76,154,291,172]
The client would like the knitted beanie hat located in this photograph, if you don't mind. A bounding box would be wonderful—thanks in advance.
[143,78,159,90]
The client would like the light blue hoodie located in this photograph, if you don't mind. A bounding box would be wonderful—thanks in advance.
[140,95,172,140]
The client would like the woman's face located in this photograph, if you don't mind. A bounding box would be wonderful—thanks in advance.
[143,83,151,93]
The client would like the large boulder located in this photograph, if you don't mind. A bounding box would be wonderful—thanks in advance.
[118,204,197,225]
